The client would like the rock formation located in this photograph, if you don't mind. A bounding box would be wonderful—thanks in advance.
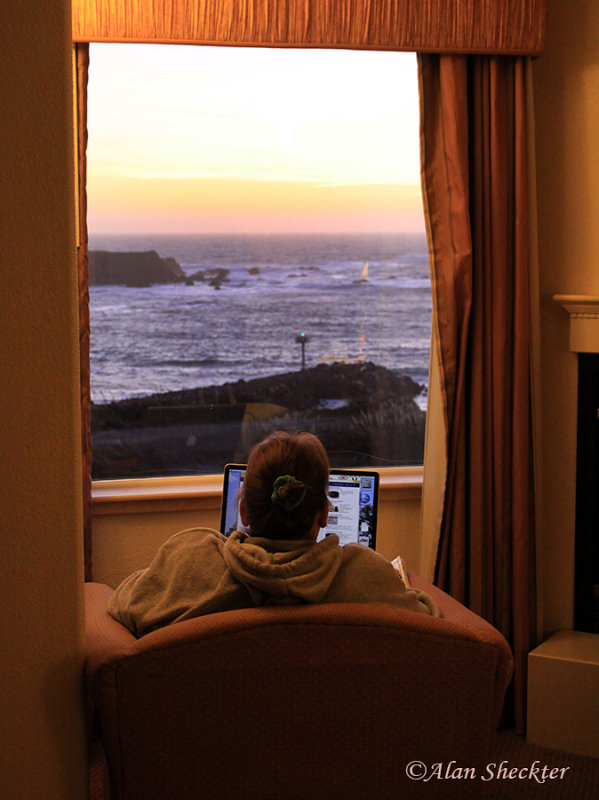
[89,250,185,286]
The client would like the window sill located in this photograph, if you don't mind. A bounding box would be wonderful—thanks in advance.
[91,466,423,516]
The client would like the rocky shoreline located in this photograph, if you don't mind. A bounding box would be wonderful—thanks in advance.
[92,362,426,478]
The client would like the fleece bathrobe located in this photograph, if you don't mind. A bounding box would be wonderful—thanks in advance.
[107,527,439,637]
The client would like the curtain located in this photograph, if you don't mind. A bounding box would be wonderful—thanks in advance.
[418,53,537,732]
[71,0,548,54]
[76,43,93,582]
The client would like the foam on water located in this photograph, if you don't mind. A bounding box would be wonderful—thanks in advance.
[89,232,432,404]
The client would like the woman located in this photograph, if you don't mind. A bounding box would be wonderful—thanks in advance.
[108,431,438,636]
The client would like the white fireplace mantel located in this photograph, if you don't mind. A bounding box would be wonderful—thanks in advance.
[554,295,599,354]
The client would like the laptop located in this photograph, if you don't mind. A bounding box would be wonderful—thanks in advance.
[220,464,379,549]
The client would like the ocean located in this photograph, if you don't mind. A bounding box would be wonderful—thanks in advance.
[89,232,432,406]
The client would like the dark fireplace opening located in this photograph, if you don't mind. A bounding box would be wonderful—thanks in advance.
[574,353,599,633]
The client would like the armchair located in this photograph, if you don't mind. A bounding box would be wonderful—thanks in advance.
[85,575,512,800]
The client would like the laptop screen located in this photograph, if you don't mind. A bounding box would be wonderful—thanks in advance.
[220,465,379,549]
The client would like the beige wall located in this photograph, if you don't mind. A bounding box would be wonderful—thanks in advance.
[93,507,222,588]
[533,0,599,635]
[0,1,88,797]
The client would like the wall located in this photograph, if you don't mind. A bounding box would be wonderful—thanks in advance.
[533,0,599,635]
[0,1,88,797]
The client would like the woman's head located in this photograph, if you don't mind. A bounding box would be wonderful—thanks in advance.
[240,431,330,540]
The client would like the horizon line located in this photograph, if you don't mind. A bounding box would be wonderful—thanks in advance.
[89,229,427,237]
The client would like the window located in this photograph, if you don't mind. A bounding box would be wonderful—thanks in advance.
[87,44,430,479]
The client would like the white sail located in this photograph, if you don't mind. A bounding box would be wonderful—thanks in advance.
[360,262,369,279]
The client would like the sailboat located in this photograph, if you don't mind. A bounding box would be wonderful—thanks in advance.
[353,262,369,283]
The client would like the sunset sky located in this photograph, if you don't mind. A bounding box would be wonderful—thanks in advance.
[87,44,424,235]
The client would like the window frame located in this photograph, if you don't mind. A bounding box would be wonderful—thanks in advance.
[91,466,423,517]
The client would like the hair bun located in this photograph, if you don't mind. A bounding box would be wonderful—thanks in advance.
[271,475,306,512]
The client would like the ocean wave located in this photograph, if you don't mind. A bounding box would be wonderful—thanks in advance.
[151,358,228,368]
[89,232,432,403]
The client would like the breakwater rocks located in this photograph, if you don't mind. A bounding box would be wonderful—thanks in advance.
[92,362,423,430]
[91,362,427,477]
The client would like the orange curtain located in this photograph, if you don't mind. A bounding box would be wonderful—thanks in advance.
[71,0,548,54]
[419,53,536,732]
[76,43,93,582]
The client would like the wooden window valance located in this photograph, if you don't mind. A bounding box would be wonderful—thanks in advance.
[72,0,548,55]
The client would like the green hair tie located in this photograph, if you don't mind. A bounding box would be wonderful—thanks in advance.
[271,475,306,512]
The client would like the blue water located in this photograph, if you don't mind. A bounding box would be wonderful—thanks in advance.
[89,232,432,404]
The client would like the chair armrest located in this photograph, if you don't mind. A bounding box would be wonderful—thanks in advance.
[409,572,514,719]
[85,582,137,798]
[85,582,136,671]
